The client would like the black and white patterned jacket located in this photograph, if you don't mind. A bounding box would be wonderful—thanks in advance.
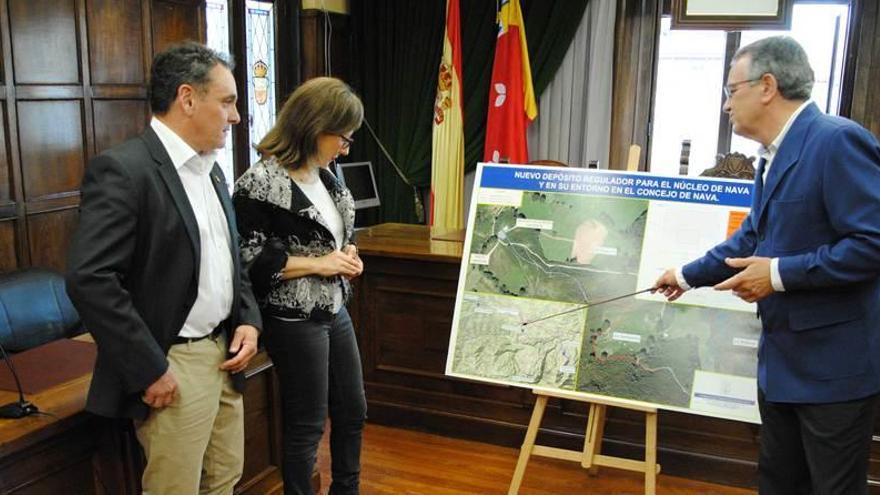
[233,157,356,321]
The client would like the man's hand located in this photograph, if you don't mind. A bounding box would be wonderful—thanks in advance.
[142,369,178,408]
[220,324,259,373]
[714,256,774,303]
[341,244,363,280]
[653,268,687,301]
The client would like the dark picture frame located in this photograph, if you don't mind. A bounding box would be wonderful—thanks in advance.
[671,0,794,30]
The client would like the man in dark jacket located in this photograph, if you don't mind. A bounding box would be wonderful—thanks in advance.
[66,42,261,494]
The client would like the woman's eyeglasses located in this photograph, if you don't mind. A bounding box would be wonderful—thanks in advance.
[338,134,354,150]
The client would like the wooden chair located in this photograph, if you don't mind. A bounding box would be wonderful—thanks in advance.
[528,159,569,167]
[700,152,756,179]
[679,139,691,176]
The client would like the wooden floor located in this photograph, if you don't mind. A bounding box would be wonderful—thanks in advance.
[315,423,757,495]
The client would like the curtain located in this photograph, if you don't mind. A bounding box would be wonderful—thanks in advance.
[349,0,588,223]
[527,0,617,168]
[347,1,446,224]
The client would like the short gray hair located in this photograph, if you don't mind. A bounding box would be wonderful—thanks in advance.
[734,36,814,101]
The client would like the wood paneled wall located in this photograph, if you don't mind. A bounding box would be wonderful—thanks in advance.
[849,0,880,137]
[0,0,205,274]
[299,8,351,83]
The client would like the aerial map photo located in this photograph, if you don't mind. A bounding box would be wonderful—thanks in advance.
[464,193,647,303]
[448,165,761,422]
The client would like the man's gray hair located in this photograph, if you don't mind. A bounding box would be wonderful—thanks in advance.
[734,36,814,101]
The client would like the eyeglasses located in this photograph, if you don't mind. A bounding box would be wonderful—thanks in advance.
[723,77,762,98]
[337,134,354,150]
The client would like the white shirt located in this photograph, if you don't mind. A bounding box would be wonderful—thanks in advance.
[151,118,234,338]
[757,100,811,183]
[676,100,812,292]
[293,175,345,312]
[757,100,811,292]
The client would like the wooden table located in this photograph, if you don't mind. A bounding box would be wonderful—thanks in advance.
[0,337,285,494]
[354,222,464,262]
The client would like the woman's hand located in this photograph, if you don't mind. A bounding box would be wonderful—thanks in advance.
[281,247,364,280]
[341,244,364,279]
[313,250,361,278]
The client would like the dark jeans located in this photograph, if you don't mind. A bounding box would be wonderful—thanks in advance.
[758,388,879,495]
[263,308,367,495]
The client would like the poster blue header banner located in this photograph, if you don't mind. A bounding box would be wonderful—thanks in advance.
[479,164,753,208]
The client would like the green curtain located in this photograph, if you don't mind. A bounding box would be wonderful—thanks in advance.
[348,0,589,224]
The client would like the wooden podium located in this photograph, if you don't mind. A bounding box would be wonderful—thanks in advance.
[508,389,661,495]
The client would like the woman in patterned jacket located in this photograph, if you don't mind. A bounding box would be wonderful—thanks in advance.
[233,77,365,495]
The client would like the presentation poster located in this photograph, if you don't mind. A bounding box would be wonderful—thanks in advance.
[446,163,762,423]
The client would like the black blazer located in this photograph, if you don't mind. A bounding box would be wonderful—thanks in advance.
[233,158,357,321]
[66,128,262,419]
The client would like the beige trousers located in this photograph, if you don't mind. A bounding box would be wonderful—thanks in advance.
[135,334,244,495]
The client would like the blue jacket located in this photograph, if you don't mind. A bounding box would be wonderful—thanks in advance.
[683,103,880,403]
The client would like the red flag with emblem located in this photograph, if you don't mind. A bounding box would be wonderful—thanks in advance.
[483,0,537,164]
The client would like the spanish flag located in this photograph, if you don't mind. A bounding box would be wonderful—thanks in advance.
[484,0,537,165]
[430,0,465,230]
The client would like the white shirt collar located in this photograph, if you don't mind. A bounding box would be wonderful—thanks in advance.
[150,117,217,174]
[758,100,812,160]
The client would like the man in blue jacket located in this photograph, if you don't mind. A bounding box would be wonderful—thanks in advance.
[656,36,880,494]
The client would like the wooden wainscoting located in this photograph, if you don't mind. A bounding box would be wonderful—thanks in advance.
[0,0,203,274]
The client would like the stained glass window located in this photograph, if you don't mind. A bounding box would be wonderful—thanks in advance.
[246,1,277,167]
[205,0,236,188]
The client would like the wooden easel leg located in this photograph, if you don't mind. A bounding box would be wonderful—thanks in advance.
[644,411,658,495]
[589,404,606,475]
[508,394,549,495]
[505,390,662,494]
[581,403,606,475]
[581,403,596,469]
